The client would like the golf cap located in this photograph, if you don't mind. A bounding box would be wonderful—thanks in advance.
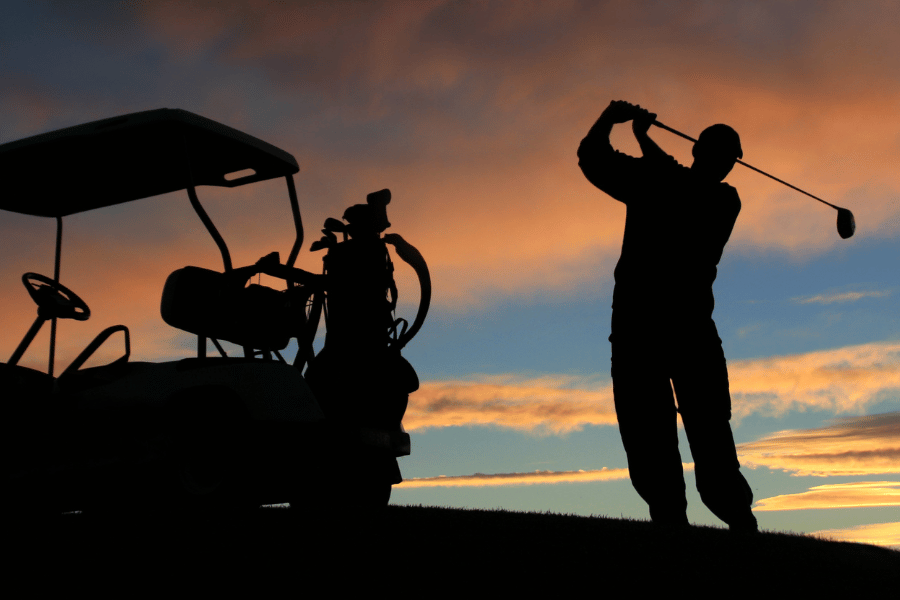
[696,124,743,159]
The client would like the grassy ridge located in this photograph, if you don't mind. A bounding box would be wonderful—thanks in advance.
[384,505,899,591]
[11,505,899,592]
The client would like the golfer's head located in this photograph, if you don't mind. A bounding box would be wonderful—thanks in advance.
[692,124,742,182]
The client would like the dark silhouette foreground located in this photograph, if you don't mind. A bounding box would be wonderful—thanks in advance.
[12,507,897,593]
[579,100,756,531]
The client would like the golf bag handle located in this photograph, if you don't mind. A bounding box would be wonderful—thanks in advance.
[383,233,431,351]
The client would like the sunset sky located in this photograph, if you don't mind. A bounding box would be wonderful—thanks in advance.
[1,1,898,549]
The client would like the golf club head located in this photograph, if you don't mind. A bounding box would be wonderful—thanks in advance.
[837,208,855,239]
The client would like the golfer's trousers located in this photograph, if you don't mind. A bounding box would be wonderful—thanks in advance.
[610,314,754,526]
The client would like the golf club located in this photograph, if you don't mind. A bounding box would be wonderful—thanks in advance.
[653,120,856,239]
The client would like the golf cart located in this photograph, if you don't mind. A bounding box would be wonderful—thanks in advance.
[0,108,430,517]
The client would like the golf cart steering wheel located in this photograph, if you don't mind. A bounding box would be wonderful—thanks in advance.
[23,272,91,321]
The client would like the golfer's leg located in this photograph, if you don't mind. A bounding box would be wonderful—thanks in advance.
[612,356,687,525]
[673,331,756,530]
[681,413,754,525]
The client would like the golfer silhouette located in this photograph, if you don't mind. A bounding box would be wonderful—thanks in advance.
[578,100,757,532]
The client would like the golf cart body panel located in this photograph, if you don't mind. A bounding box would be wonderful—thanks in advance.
[66,359,323,423]
[1,108,419,514]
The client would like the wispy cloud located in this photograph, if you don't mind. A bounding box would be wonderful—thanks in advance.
[754,481,900,511]
[406,374,617,434]
[729,342,900,421]
[401,415,900,490]
[792,290,892,305]
[407,342,900,433]
[812,521,900,550]
[397,465,677,489]
[738,412,900,477]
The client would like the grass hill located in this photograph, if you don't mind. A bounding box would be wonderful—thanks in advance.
[11,505,898,593]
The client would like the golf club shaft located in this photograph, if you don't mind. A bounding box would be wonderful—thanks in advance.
[652,120,841,211]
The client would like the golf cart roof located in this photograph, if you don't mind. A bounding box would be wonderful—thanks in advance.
[0,108,300,218]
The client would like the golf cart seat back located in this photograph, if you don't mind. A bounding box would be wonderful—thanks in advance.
[161,266,292,352]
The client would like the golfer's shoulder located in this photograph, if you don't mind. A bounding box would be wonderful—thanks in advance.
[648,150,681,167]
[718,182,741,212]
[720,182,740,202]
[578,141,643,176]
[578,133,620,165]
[654,152,687,177]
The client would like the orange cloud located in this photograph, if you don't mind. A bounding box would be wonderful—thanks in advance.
[812,521,900,551]
[738,412,900,477]
[729,342,900,421]
[116,0,900,306]
[406,374,617,434]
[405,343,899,433]
[754,481,900,511]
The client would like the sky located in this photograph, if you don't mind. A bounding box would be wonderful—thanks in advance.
[1,1,898,550]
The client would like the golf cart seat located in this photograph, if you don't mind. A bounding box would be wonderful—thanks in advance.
[160,266,292,352]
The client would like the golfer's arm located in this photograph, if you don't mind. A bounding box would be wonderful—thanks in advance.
[578,115,635,199]
[634,129,667,161]
[583,110,615,143]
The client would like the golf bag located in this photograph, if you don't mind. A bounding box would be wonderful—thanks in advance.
[304,189,424,431]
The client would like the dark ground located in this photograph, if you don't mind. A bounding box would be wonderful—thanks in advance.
[9,505,899,593]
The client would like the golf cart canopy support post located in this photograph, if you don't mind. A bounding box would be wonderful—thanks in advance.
[187,184,233,272]
[49,216,62,377]
[285,174,304,271]
[7,217,64,377]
